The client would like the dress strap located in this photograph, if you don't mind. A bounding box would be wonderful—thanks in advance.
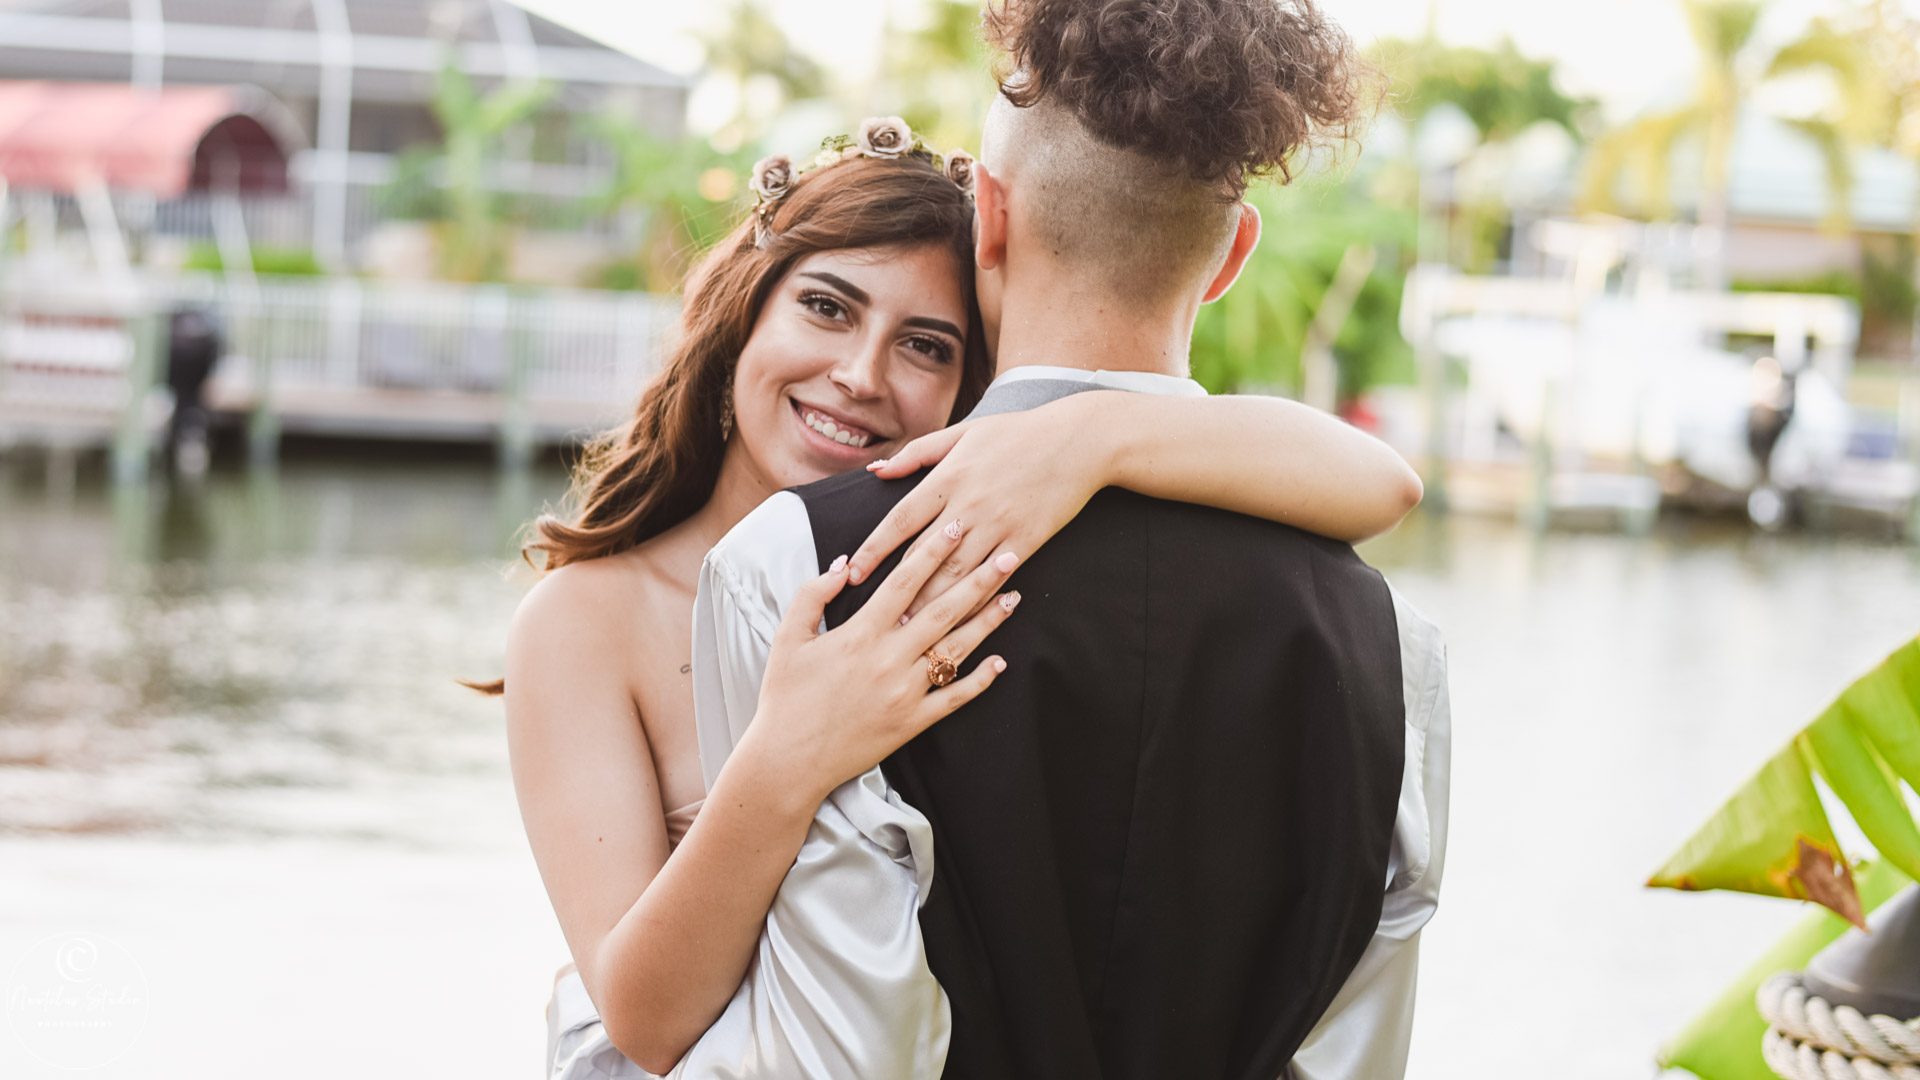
[663,798,704,850]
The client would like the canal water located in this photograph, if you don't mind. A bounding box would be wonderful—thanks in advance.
[2,449,1918,1078]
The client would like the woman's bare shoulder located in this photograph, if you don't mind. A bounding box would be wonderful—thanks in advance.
[503,546,691,770]
[515,558,627,627]
[508,545,689,664]
[508,555,645,662]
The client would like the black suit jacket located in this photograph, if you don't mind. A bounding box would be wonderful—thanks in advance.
[795,456,1405,1080]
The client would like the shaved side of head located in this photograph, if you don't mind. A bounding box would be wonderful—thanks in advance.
[984,95,1240,306]
[979,0,1369,305]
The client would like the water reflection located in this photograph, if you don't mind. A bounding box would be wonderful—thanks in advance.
[0,451,566,843]
[2,448,1916,862]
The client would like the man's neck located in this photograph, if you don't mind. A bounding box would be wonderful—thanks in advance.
[991,275,1197,378]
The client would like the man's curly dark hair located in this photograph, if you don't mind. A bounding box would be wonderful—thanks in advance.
[982,0,1366,196]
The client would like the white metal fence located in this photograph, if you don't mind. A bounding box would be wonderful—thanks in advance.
[0,267,678,465]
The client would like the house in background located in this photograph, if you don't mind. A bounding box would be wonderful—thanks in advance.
[0,0,688,268]
[0,0,693,467]
[1423,104,1920,360]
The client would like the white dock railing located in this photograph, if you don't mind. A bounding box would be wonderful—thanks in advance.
[0,268,678,474]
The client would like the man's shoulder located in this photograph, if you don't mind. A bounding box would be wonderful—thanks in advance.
[1135,496,1383,584]
[792,469,929,569]
[792,468,923,521]
[792,467,894,502]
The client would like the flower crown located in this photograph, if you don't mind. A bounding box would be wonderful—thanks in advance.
[748,116,976,248]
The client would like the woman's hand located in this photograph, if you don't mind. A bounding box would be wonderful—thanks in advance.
[738,516,1022,806]
[848,395,1112,616]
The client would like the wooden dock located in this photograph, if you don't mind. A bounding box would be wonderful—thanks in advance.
[0,270,674,471]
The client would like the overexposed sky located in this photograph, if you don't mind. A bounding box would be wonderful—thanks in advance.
[522,0,1872,125]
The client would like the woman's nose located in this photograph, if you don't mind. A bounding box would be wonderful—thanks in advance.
[828,334,887,399]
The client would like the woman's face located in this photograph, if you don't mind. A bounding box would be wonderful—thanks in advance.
[730,244,969,489]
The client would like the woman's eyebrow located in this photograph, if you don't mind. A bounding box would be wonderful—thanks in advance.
[904,316,964,340]
[797,271,870,305]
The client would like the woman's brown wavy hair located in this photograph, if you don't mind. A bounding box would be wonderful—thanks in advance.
[467,152,989,695]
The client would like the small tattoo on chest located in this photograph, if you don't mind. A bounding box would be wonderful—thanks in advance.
[679,663,691,674]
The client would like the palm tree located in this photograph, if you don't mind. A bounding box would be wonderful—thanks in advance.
[1766,16,1893,227]
[1580,1,1884,281]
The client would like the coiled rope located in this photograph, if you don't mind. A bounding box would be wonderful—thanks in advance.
[1758,971,1920,1080]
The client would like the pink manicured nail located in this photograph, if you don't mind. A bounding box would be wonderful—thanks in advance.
[994,552,1020,573]
[943,520,964,541]
[866,459,889,471]
[991,658,1008,673]
[849,566,866,585]
[899,614,911,626]
[999,591,1020,612]
[829,554,848,574]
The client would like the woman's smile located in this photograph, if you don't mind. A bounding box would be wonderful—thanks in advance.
[791,397,880,452]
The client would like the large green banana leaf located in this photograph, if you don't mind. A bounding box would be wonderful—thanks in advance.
[1660,860,1912,1080]
[1649,636,1920,925]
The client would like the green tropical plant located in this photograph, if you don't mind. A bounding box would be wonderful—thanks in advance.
[429,62,555,282]
[1651,634,1920,1078]
[880,0,996,151]
[183,244,324,277]
[1189,178,1416,399]
[1372,34,1595,143]
[590,116,749,292]
[1649,634,1920,926]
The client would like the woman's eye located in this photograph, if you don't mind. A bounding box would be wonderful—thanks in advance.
[799,292,846,321]
[904,335,956,364]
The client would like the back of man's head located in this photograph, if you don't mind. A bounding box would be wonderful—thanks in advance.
[980,0,1365,306]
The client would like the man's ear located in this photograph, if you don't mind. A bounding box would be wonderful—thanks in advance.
[973,162,1008,272]
[1200,202,1261,304]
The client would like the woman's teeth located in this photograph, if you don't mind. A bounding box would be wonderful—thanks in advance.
[800,408,872,448]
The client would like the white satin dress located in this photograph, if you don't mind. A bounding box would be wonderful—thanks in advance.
[542,501,953,1080]
[543,763,950,1080]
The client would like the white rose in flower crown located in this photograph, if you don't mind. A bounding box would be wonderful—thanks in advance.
[750,154,794,202]
[945,149,976,195]
[856,116,913,159]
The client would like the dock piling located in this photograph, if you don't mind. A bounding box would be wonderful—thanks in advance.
[113,307,161,486]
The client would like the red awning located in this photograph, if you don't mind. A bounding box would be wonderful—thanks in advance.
[0,81,301,199]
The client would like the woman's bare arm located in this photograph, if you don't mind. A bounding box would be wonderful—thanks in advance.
[851,389,1422,608]
[505,563,816,1073]
[508,526,1017,1072]
[1095,391,1422,540]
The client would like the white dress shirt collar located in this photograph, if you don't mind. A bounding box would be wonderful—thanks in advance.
[987,364,1208,398]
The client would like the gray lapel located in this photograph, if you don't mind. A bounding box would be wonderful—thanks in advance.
[963,378,1105,420]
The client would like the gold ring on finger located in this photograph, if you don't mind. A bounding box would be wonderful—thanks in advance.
[924,650,958,689]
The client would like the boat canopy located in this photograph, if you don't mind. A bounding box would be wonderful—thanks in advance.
[0,80,301,198]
